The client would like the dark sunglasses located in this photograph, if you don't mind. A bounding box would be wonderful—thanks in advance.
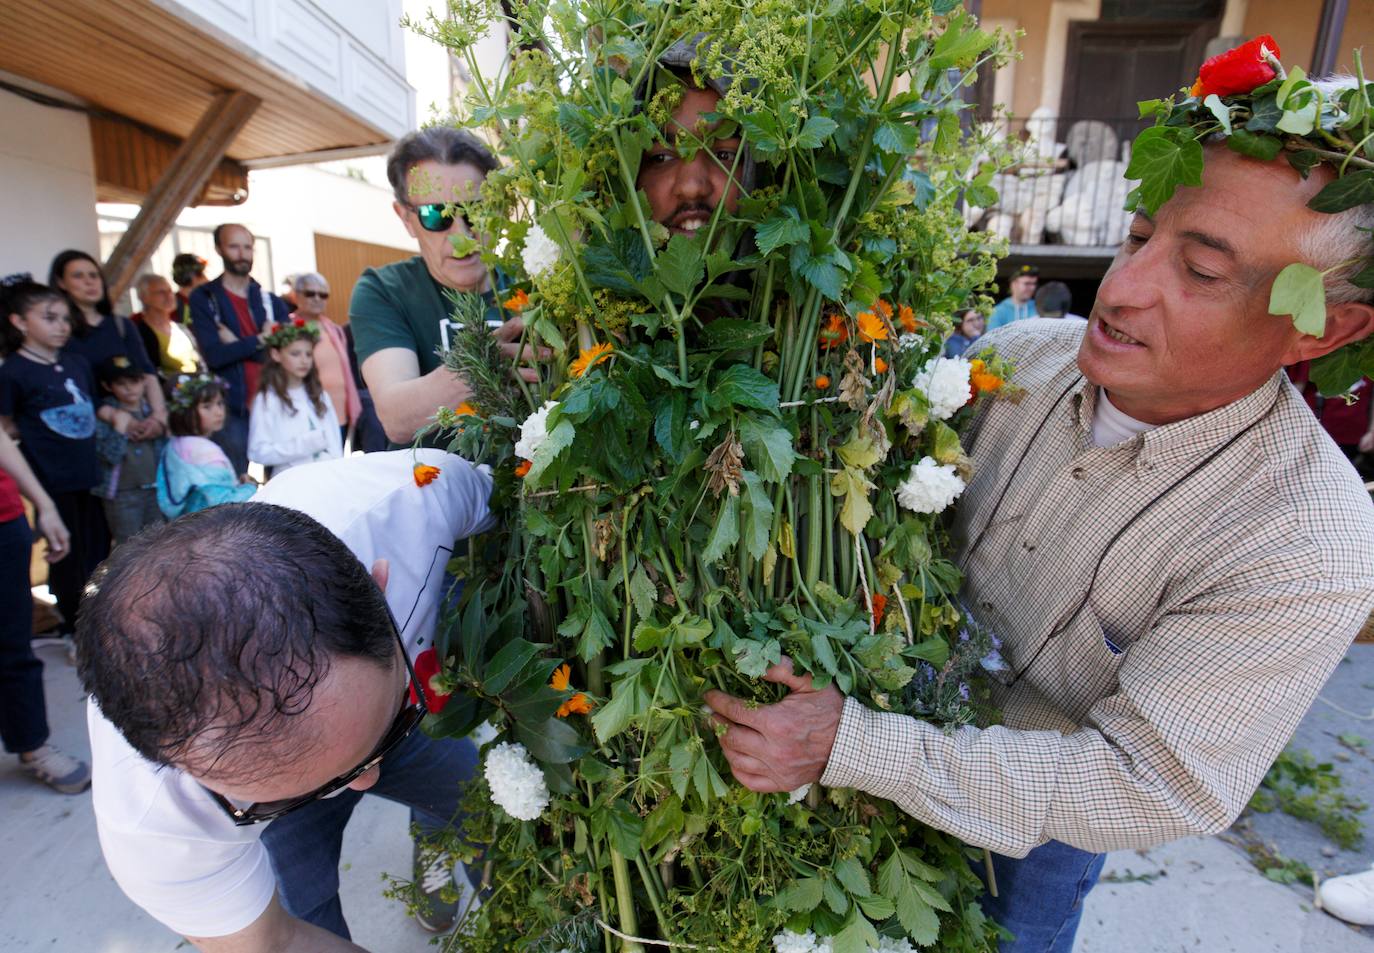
[406,202,472,234]
[203,606,429,827]
[298,290,329,300]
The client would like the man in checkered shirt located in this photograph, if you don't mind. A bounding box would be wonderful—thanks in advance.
[706,145,1374,949]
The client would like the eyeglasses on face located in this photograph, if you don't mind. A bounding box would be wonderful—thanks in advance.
[298,290,329,300]
[405,201,473,234]
[203,606,429,827]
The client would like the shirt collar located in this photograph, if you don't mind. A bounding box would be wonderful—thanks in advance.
[1071,371,1284,472]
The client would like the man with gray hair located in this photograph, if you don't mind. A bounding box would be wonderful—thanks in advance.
[351,127,535,446]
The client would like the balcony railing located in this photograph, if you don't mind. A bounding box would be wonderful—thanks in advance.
[965,115,1148,251]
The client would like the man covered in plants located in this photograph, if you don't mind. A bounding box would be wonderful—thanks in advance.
[708,38,1374,950]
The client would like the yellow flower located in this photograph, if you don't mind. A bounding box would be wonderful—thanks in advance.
[857,309,889,343]
[550,663,571,691]
[570,342,614,378]
[413,463,442,487]
[550,663,594,717]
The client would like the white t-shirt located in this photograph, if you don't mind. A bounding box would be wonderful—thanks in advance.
[247,384,343,473]
[88,448,493,938]
[1090,388,1157,447]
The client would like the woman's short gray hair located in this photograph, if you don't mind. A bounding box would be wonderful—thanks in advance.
[134,272,169,301]
[293,271,328,292]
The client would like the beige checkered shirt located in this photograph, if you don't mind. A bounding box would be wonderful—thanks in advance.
[820,319,1374,856]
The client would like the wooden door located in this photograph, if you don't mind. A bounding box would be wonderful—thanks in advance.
[312,233,414,325]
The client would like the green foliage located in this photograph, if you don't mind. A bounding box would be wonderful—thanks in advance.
[1249,747,1367,851]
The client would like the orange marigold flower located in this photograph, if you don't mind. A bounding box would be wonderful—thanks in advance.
[454,402,479,417]
[871,592,888,627]
[971,370,1004,395]
[814,374,831,389]
[550,663,572,691]
[514,459,532,477]
[570,342,614,378]
[874,357,889,373]
[413,463,442,487]
[898,304,920,333]
[873,299,894,320]
[857,309,890,344]
[557,693,594,717]
[503,288,530,312]
[818,313,849,350]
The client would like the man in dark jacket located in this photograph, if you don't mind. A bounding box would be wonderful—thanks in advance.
[187,224,290,473]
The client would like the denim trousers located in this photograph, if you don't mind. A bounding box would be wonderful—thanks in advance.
[0,515,48,754]
[258,726,479,940]
[102,487,164,544]
[977,840,1107,953]
[212,411,250,476]
[46,490,109,634]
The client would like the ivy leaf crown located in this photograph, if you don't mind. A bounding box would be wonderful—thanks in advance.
[262,317,321,350]
[1125,36,1374,395]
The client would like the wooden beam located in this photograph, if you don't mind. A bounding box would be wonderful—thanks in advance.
[1311,0,1349,78]
[103,89,260,300]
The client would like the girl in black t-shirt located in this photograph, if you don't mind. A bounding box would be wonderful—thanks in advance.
[0,275,108,637]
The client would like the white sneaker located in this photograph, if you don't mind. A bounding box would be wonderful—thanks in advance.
[1318,865,1374,926]
[19,745,91,794]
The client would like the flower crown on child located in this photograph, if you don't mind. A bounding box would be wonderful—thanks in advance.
[168,373,223,412]
[262,317,321,349]
[1127,37,1373,392]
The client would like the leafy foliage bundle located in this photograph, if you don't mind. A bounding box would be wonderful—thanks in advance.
[406,2,1018,950]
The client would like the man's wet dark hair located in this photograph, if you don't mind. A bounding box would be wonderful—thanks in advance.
[386,126,498,207]
[1034,280,1073,318]
[76,503,396,776]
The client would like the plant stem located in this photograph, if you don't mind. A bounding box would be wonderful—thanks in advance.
[634,851,672,938]
[609,846,644,952]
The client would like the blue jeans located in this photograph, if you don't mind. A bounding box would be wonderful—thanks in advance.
[212,411,250,476]
[977,840,1106,953]
[259,727,479,940]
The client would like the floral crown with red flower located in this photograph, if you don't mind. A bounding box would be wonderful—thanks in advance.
[262,317,321,349]
[1127,37,1374,393]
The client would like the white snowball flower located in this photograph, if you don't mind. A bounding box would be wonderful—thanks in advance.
[483,742,550,821]
[772,930,820,953]
[814,939,833,953]
[896,332,923,352]
[514,400,558,461]
[787,783,812,805]
[875,939,917,953]
[911,355,972,420]
[896,456,966,515]
[522,222,562,278]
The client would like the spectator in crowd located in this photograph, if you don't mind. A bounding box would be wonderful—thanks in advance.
[49,250,169,443]
[248,320,342,475]
[279,274,300,314]
[0,426,89,794]
[132,273,201,378]
[1034,280,1086,321]
[986,263,1039,330]
[352,128,534,446]
[187,224,291,474]
[80,449,494,946]
[291,272,361,447]
[157,374,255,519]
[944,309,985,358]
[1287,361,1374,480]
[0,275,104,647]
[93,357,166,544]
[345,323,388,453]
[171,253,208,324]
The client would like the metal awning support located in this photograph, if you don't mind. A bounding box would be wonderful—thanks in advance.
[103,89,260,300]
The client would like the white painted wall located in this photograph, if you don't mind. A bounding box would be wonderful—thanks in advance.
[0,84,100,280]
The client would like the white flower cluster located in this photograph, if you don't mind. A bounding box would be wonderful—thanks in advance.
[911,355,972,420]
[483,742,550,821]
[787,783,812,805]
[772,931,914,953]
[522,222,562,278]
[896,456,966,514]
[514,400,559,461]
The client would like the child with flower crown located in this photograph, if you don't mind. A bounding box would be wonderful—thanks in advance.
[156,374,255,518]
[247,318,341,476]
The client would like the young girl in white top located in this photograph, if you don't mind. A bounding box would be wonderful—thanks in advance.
[247,319,341,475]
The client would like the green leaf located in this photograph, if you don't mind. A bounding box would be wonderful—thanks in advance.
[642,795,685,851]
[590,674,645,743]
[855,895,895,920]
[734,637,782,678]
[594,799,644,856]
[1310,339,1374,396]
[931,420,964,465]
[756,207,811,256]
[711,364,781,414]
[556,102,596,147]
[1269,262,1329,336]
[834,857,872,896]
[669,742,695,800]
[579,607,618,662]
[837,433,883,470]
[629,562,656,623]
[515,716,588,764]
[1124,126,1204,215]
[929,8,994,71]
[832,908,879,953]
[1308,170,1374,213]
[739,414,797,483]
[1246,93,1283,133]
[482,639,542,695]
[1275,66,1309,108]
[874,121,919,155]
[738,112,783,154]
[527,418,575,482]
[657,233,706,296]
[692,751,728,803]
[811,632,839,676]
[740,472,774,560]
[799,256,847,301]
[795,115,839,149]
[699,318,777,351]
[1202,94,1233,135]
[654,391,689,463]
[1227,128,1283,161]
[702,493,741,563]
[822,876,850,915]
[778,876,826,913]
[830,467,876,537]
